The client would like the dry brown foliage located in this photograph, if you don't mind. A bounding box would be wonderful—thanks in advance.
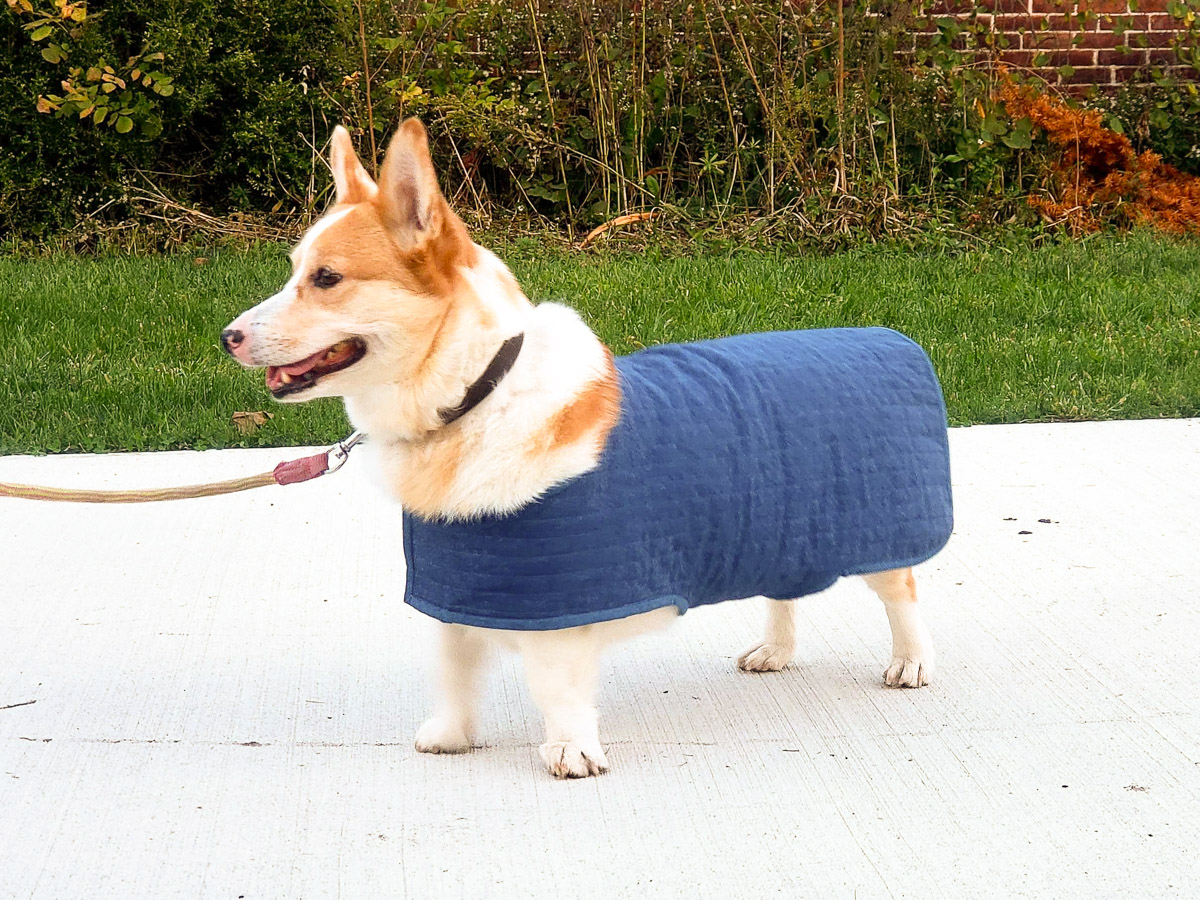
[999,81,1200,235]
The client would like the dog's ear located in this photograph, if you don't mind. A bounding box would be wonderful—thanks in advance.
[377,118,446,248]
[329,125,377,205]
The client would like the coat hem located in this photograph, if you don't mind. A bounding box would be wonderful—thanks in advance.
[404,592,690,631]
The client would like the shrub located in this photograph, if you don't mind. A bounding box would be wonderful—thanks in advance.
[1,0,1198,246]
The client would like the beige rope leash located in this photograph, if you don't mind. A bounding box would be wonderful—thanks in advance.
[0,432,364,504]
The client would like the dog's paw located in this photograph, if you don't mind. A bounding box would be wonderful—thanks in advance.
[883,654,934,688]
[539,741,608,778]
[414,717,472,754]
[737,642,794,672]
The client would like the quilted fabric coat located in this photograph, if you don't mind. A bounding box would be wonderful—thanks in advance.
[402,327,953,630]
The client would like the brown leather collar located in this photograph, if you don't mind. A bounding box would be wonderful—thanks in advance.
[437,333,525,427]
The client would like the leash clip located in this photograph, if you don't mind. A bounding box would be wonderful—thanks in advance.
[325,430,366,475]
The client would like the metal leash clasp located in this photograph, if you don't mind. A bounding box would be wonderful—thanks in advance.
[324,431,366,475]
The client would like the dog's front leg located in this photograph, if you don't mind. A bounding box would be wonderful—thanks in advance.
[863,567,935,688]
[415,623,490,754]
[519,631,608,778]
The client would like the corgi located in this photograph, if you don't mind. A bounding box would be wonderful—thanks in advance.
[222,120,948,779]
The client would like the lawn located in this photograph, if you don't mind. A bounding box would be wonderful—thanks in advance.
[1,232,1197,454]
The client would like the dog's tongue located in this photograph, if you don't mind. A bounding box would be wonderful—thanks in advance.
[280,349,328,376]
[266,348,326,391]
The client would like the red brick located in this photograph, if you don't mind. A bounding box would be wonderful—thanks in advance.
[1133,29,1182,47]
[1133,0,1170,12]
[1148,13,1186,29]
[998,49,1040,65]
[1023,30,1090,49]
[984,0,1033,11]
[1102,12,1150,28]
[1031,0,1072,10]
[1097,47,1148,64]
[1077,0,1131,13]
[991,12,1039,28]
[1147,47,1183,64]
[925,0,977,13]
[1060,65,1116,83]
[1073,31,1125,47]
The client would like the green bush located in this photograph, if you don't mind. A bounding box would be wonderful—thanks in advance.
[1,0,348,241]
[1,0,1198,245]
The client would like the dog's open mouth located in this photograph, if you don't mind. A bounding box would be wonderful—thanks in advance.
[266,338,367,398]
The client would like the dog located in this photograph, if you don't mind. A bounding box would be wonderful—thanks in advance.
[222,120,952,778]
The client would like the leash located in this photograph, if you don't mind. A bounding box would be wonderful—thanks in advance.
[0,431,365,504]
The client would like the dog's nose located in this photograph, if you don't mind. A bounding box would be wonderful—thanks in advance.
[220,329,244,355]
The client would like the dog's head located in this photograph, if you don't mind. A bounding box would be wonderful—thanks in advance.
[221,119,478,402]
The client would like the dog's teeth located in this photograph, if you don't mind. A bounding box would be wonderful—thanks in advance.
[280,372,292,384]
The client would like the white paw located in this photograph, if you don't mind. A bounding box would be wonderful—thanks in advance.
[539,741,608,778]
[884,654,935,688]
[414,717,472,754]
[737,642,794,672]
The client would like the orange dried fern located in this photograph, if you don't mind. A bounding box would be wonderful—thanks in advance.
[999,82,1200,235]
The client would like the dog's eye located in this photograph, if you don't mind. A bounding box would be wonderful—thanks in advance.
[311,267,343,289]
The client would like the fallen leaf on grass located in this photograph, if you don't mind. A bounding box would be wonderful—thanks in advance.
[232,410,274,434]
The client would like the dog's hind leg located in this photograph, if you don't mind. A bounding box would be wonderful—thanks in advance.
[519,630,608,778]
[863,567,935,688]
[737,598,796,672]
[415,623,491,754]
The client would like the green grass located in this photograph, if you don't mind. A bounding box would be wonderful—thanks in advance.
[1,232,1197,454]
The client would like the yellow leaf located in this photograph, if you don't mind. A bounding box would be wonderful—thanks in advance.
[130,68,141,81]
[78,104,93,118]
[70,4,85,21]
[86,66,101,81]
[231,411,274,434]
[35,96,53,113]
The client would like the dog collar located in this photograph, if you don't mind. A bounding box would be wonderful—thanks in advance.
[438,332,525,426]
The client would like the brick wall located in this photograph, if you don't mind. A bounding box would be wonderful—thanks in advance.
[926,0,1194,89]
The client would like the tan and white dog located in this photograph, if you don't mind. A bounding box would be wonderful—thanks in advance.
[222,120,936,779]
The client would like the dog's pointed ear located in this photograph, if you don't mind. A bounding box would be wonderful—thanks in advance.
[329,125,377,205]
[377,118,445,247]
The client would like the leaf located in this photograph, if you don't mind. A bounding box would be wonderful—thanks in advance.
[157,84,174,96]
[114,115,133,133]
[232,411,274,434]
[1034,52,1050,67]
[93,106,105,123]
[1057,65,1075,78]
[130,68,141,81]
[41,44,65,63]
[86,66,101,81]
[35,96,54,114]
[30,24,52,40]
[143,52,164,62]
[1002,131,1032,149]
[1107,115,1125,134]
[982,114,1008,136]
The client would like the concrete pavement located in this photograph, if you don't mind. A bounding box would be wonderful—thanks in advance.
[2,419,1199,898]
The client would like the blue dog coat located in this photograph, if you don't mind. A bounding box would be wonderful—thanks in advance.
[402,327,953,631]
